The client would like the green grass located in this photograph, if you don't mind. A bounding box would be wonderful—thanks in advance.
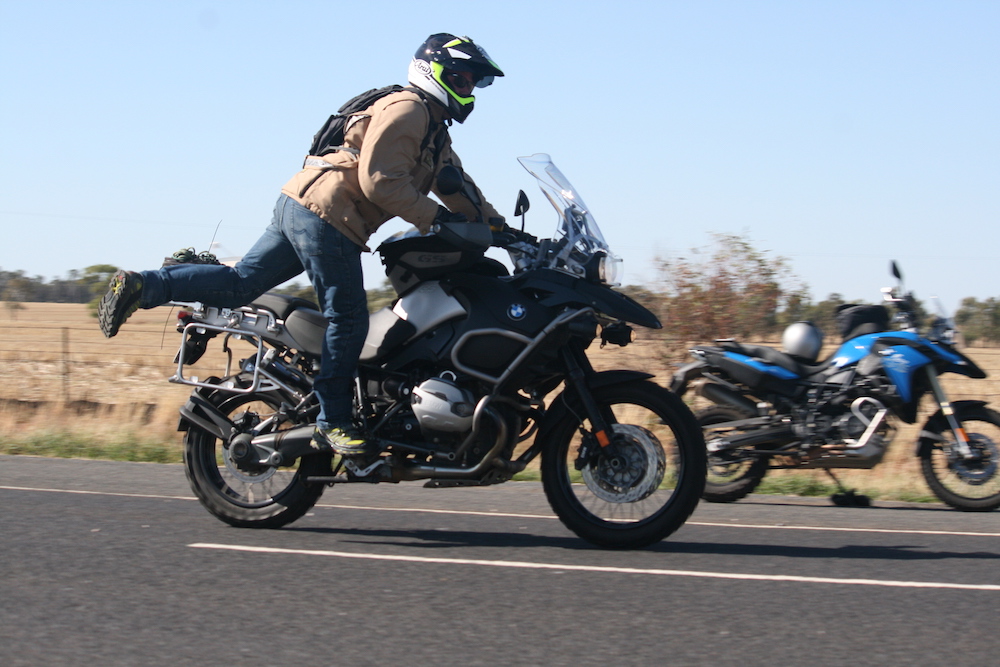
[0,431,183,464]
[755,475,838,498]
[890,488,938,504]
[0,436,944,504]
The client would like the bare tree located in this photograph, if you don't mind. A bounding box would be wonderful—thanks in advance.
[652,232,808,360]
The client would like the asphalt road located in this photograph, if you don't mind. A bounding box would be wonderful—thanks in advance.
[2,454,1000,666]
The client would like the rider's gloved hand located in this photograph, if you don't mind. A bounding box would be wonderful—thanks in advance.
[434,206,468,224]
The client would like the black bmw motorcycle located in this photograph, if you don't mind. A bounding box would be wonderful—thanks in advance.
[170,154,706,548]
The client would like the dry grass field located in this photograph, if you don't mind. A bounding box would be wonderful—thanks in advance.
[4,301,1000,501]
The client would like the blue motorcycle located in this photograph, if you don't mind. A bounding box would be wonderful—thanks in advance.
[670,262,1000,509]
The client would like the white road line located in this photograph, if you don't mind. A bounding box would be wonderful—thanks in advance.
[5,486,999,539]
[0,485,195,501]
[188,542,1000,591]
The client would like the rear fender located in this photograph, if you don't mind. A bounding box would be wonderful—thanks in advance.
[176,379,237,440]
[915,400,988,457]
[670,360,707,395]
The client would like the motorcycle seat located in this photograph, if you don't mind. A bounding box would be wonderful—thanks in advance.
[250,293,320,320]
[720,341,831,378]
[249,293,325,357]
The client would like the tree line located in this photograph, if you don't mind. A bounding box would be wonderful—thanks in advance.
[5,235,1000,351]
[629,232,996,357]
[0,265,397,315]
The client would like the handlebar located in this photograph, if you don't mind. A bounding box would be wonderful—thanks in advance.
[491,226,538,249]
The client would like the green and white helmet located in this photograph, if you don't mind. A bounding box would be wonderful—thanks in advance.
[407,33,504,123]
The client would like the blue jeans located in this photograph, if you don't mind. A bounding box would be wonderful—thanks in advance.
[140,194,368,430]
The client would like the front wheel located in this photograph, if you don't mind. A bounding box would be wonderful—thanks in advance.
[540,380,706,549]
[920,404,1000,511]
[184,376,329,528]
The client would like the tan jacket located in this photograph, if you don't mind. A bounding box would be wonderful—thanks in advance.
[281,89,500,251]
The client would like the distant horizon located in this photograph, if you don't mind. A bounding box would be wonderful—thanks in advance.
[3,1,996,317]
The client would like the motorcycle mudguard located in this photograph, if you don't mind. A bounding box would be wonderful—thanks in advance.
[533,370,655,448]
[176,383,235,440]
[915,400,989,457]
[670,360,707,395]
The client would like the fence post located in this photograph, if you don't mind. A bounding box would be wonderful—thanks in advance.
[62,327,70,403]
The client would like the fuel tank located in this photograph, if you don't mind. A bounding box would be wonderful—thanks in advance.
[360,273,554,378]
[360,281,466,362]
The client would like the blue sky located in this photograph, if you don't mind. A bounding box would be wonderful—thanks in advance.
[1,1,997,314]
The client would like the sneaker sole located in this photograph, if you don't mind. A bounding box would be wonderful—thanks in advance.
[98,271,142,338]
[312,431,374,457]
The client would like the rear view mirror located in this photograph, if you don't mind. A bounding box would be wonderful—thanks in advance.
[514,190,530,217]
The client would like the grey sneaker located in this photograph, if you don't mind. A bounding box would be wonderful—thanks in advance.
[98,270,144,338]
[313,426,376,458]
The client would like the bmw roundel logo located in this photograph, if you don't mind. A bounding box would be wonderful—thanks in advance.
[508,303,527,320]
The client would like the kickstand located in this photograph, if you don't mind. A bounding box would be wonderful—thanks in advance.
[823,469,871,508]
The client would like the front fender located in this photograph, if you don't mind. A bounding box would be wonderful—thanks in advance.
[915,400,989,457]
[534,370,655,448]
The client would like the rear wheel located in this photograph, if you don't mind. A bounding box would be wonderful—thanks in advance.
[698,405,769,503]
[920,404,1000,511]
[184,376,329,528]
[540,380,706,549]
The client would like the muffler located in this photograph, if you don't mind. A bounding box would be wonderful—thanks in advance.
[696,381,759,414]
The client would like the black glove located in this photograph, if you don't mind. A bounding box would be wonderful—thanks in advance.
[434,206,468,224]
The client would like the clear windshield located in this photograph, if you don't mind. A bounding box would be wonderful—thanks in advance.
[517,154,622,284]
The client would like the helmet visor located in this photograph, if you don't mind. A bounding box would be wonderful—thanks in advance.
[443,70,476,95]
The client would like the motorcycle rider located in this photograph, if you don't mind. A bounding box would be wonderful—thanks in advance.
[97,33,505,460]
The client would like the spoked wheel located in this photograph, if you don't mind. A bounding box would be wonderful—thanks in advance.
[698,405,769,503]
[920,404,1000,511]
[541,380,706,549]
[184,377,329,528]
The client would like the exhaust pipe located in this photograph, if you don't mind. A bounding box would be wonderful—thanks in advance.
[397,404,513,481]
[711,425,797,450]
[697,381,759,414]
[190,389,516,477]
[181,394,318,467]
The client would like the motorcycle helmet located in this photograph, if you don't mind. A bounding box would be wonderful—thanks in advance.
[407,33,504,123]
[781,321,824,362]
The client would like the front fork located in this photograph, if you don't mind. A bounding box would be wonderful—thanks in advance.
[561,347,615,469]
[925,366,974,459]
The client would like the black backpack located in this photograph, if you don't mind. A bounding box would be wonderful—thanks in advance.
[308,85,438,157]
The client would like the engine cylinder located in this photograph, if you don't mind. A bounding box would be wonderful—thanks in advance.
[411,377,477,433]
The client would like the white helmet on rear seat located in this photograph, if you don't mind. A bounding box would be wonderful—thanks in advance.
[782,321,824,362]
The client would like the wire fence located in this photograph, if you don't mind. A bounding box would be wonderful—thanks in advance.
[0,307,257,405]
[5,309,1000,406]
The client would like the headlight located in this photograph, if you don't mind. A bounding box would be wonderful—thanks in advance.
[584,251,624,285]
[599,253,623,286]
